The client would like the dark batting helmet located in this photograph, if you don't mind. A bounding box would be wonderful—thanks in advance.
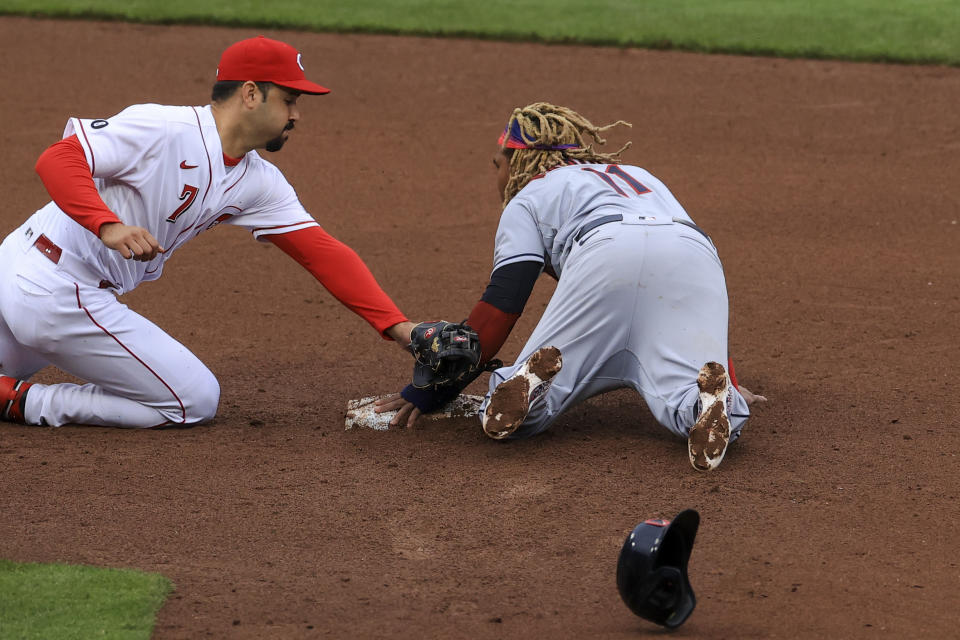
[616,509,700,629]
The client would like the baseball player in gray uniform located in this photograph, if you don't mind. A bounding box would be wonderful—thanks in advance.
[378,102,766,471]
[0,36,415,429]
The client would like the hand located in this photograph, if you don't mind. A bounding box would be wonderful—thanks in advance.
[739,385,768,406]
[374,393,422,428]
[385,321,416,348]
[99,222,164,261]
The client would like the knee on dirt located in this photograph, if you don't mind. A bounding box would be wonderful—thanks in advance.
[176,371,221,425]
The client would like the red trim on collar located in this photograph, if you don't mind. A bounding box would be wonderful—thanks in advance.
[223,152,244,167]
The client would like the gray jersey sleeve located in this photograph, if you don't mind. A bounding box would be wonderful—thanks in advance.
[491,200,547,273]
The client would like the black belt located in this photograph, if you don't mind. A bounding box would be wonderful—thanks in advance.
[573,214,713,246]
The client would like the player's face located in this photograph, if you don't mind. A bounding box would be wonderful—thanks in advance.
[260,86,302,152]
[492,149,511,200]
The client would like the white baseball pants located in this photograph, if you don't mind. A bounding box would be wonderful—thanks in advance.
[0,226,219,428]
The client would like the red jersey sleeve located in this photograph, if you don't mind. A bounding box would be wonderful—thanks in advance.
[34,134,121,236]
[267,227,408,339]
[467,300,521,364]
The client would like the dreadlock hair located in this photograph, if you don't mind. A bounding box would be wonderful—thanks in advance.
[500,102,632,207]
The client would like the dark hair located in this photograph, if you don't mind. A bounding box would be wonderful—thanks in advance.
[211,80,273,103]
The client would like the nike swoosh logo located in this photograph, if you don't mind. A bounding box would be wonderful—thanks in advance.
[179,160,198,169]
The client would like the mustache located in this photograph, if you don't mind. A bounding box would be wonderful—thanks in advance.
[284,120,295,131]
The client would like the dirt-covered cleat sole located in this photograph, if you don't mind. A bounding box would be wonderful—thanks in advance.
[482,346,562,440]
[688,362,731,472]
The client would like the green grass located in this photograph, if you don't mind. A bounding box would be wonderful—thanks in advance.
[0,559,172,640]
[0,0,959,65]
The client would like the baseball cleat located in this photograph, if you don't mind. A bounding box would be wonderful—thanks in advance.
[687,362,731,472]
[482,346,562,440]
[0,376,33,425]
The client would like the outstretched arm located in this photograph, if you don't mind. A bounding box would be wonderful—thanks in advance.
[268,227,410,343]
[384,321,415,346]
[739,386,768,406]
[376,260,543,426]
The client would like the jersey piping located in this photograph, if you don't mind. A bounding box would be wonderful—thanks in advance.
[190,107,215,211]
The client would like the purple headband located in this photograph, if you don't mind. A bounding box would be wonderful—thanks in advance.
[498,119,580,150]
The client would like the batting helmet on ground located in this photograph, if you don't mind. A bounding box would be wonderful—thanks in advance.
[616,509,700,629]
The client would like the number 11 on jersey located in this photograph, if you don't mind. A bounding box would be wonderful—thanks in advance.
[582,165,651,198]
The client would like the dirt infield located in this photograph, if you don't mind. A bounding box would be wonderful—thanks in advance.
[1,16,958,639]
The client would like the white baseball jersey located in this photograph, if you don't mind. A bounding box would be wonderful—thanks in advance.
[29,103,317,294]
[479,163,751,441]
[0,103,340,428]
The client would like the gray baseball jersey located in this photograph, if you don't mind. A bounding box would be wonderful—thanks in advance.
[481,163,750,440]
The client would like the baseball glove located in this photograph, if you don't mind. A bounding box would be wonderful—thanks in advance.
[408,320,489,390]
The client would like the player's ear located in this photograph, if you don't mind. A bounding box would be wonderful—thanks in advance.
[240,81,260,108]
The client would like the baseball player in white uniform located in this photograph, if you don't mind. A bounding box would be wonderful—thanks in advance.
[378,103,766,471]
[0,36,414,428]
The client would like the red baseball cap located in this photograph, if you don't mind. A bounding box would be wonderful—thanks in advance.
[217,36,330,95]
